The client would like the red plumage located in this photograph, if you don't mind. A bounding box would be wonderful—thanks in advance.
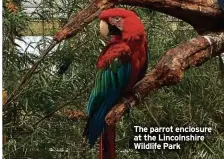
[97,42,131,69]
[95,8,148,159]
[98,8,148,91]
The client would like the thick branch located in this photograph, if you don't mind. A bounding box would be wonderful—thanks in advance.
[106,32,224,125]
[55,0,224,38]
[119,0,224,33]
[54,0,224,42]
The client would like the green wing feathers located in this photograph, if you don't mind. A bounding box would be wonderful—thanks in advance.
[87,58,131,116]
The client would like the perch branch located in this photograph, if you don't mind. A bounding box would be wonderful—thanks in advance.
[106,32,224,125]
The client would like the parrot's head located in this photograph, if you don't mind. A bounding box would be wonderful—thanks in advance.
[99,8,145,41]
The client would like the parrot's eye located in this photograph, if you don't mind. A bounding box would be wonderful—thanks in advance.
[114,16,121,22]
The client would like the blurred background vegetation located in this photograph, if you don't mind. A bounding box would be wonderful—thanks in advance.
[3,0,224,158]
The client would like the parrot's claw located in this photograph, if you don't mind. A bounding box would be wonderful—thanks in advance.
[121,97,131,115]
[133,90,142,103]
[121,91,142,115]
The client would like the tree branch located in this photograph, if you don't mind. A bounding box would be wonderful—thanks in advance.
[65,110,87,121]
[55,0,224,37]
[54,0,115,42]
[119,0,224,33]
[106,32,224,125]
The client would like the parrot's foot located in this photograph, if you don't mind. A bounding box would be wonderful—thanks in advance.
[133,90,142,103]
[121,97,131,115]
[121,91,142,115]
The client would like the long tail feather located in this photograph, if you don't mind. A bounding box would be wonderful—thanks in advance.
[99,125,115,159]
[87,90,120,146]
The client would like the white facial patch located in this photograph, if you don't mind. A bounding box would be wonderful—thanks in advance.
[109,17,123,31]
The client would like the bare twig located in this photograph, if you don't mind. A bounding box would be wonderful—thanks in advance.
[3,41,58,108]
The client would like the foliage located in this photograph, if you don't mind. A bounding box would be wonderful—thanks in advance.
[3,0,224,159]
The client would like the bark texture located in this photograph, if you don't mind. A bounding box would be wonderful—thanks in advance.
[119,0,224,33]
[54,0,115,42]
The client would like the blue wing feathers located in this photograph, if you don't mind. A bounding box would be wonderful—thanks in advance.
[88,89,120,146]
[86,63,131,146]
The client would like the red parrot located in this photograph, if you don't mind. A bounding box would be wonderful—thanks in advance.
[83,8,148,148]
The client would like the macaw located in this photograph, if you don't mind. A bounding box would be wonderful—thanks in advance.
[218,0,224,11]
[83,8,148,146]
